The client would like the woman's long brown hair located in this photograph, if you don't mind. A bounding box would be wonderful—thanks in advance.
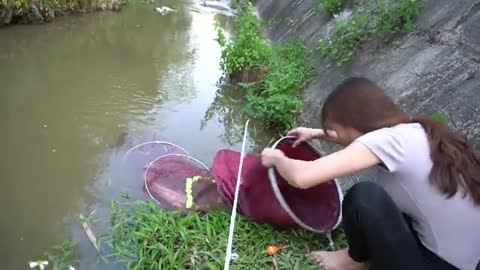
[320,77,480,205]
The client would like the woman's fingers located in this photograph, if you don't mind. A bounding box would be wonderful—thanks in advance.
[292,138,304,148]
[287,129,299,137]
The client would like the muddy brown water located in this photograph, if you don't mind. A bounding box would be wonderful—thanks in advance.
[0,2,272,268]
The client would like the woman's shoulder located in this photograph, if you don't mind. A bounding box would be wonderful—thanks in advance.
[389,122,423,133]
[354,123,429,173]
[362,123,426,143]
[358,122,424,141]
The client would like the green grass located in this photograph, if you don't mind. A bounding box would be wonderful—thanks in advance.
[245,40,311,131]
[216,6,272,77]
[216,7,312,133]
[318,0,422,66]
[98,200,345,269]
[45,240,78,270]
[318,12,370,66]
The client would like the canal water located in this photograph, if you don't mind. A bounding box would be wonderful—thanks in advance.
[0,2,271,268]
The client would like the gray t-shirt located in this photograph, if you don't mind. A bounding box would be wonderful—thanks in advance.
[355,123,480,270]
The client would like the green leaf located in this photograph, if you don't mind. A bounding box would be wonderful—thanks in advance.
[432,112,448,125]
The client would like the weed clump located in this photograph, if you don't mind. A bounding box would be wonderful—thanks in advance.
[318,0,422,66]
[216,5,312,132]
[216,9,272,80]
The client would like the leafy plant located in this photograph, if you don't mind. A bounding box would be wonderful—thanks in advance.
[99,199,335,269]
[315,0,347,15]
[216,7,311,132]
[318,0,422,66]
[216,6,272,76]
[45,240,78,270]
[245,41,311,131]
[318,12,369,66]
[245,92,303,131]
[370,0,422,36]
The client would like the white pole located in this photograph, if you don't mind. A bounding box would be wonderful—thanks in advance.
[223,119,250,270]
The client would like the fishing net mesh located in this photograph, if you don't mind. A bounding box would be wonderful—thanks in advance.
[212,138,342,233]
[126,138,342,233]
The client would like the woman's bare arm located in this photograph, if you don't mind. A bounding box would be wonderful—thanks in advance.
[273,142,380,189]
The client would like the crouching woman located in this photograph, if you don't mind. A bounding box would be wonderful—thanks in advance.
[261,77,480,270]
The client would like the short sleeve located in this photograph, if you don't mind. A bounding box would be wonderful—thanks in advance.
[354,127,407,173]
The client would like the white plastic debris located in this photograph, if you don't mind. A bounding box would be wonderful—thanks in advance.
[155,6,176,15]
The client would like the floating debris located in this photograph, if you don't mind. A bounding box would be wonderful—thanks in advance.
[79,214,99,252]
[28,260,48,269]
[155,6,176,15]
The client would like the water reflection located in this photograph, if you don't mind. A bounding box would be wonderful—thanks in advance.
[201,82,277,152]
[0,5,194,269]
[0,3,274,268]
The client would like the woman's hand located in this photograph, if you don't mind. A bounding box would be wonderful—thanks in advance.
[287,127,316,147]
[261,148,285,168]
[287,127,338,147]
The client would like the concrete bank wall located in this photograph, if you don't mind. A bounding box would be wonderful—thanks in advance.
[255,0,480,151]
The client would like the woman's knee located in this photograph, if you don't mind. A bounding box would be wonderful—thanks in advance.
[343,181,392,214]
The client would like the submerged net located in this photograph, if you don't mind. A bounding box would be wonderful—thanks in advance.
[145,154,224,211]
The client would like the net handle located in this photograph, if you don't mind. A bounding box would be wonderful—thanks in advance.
[143,153,212,206]
[224,119,250,270]
[268,136,344,233]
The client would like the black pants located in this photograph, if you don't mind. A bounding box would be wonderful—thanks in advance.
[342,181,459,270]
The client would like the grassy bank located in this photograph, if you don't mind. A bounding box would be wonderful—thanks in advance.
[44,199,343,269]
[96,200,343,269]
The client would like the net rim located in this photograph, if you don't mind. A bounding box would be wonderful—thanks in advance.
[268,136,344,233]
[143,153,212,206]
[122,141,190,163]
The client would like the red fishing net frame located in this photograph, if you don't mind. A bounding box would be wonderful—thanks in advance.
[143,153,215,207]
[268,136,344,233]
